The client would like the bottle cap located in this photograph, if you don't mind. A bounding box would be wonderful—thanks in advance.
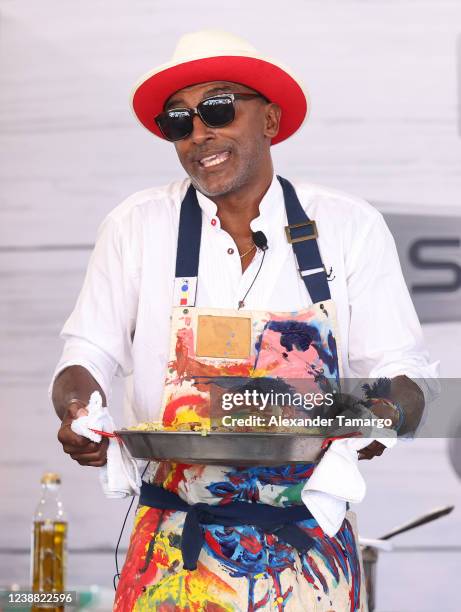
[41,472,61,485]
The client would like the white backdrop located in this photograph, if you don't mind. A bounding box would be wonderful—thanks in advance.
[1,1,461,610]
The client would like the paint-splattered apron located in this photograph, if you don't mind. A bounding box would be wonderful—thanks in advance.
[114,177,368,611]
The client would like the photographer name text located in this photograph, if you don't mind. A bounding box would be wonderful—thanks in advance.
[221,415,393,429]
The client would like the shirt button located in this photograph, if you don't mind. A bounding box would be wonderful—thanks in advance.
[227,248,234,255]
[211,218,217,227]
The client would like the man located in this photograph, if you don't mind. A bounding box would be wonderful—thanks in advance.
[52,31,438,611]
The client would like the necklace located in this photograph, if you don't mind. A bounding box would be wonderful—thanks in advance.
[239,244,256,259]
[238,248,267,309]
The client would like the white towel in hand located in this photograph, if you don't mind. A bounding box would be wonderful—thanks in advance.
[301,431,397,536]
[71,391,141,498]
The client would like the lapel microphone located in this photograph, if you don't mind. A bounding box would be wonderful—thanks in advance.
[252,231,268,251]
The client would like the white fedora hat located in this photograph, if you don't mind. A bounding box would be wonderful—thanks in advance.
[131,30,309,145]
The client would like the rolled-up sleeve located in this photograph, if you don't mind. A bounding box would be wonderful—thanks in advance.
[346,212,440,404]
[50,214,138,400]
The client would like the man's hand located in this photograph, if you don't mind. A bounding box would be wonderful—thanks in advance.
[356,396,399,460]
[357,440,386,461]
[53,365,108,466]
[57,401,108,467]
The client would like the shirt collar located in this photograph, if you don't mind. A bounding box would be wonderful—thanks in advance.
[195,174,286,246]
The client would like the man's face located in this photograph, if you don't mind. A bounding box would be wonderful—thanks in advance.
[164,81,279,197]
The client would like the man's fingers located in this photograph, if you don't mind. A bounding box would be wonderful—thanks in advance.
[71,456,107,467]
[57,403,110,467]
[69,448,107,462]
[57,422,91,448]
[61,440,101,454]
[58,418,109,466]
[58,419,104,451]
[358,441,386,460]
[69,438,108,459]
[69,438,109,466]
[70,452,108,466]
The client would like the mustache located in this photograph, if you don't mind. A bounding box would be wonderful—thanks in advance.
[188,143,235,163]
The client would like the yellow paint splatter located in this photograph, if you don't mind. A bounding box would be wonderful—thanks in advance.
[133,505,150,530]
[134,561,237,611]
[172,408,211,430]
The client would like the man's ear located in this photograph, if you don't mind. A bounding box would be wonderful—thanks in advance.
[264,103,282,139]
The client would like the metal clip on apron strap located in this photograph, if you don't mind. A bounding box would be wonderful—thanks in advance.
[277,175,331,304]
[175,177,330,306]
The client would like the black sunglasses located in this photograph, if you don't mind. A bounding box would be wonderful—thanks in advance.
[155,93,264,142]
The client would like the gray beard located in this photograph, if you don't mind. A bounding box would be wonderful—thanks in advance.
[188,156,260,198]
[189,173,248,198]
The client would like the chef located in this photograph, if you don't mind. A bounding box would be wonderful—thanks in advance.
[52,30,438,611]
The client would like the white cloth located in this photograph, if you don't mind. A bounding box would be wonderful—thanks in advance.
[70,391,141,498]
[301,432,398,536]
[50,174,439,426]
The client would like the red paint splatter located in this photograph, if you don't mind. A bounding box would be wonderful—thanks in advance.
[114,507,167,611]
[238,533,264,555]
[163,394,208,426]
[204,530,224,557]
[250,586,271,611]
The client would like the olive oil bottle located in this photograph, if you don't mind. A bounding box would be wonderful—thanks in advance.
[31,473,67,611]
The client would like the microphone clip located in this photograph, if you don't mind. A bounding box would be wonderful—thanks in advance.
[251,230,268,251]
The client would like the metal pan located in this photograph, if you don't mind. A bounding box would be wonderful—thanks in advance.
[115,430,325,465]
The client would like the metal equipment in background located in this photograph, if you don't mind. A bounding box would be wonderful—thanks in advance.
[361,505,454,611]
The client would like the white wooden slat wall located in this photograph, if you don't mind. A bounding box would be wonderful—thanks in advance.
[2,1,461,609]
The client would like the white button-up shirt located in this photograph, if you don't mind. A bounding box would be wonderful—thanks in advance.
[52,174,439,425]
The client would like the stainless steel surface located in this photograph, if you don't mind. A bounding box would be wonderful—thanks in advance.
[116,431,325,465]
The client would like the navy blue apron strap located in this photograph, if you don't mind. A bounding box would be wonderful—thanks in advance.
[140,481,315,571]
[174,183,202,306]
[277,175,331,303]
[175,183,202,279]
[174,177,330,306]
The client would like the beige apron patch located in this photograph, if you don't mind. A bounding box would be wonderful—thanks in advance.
[196,315,251,358]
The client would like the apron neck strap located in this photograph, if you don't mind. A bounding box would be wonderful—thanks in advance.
[174,177,330,306]
[174,183,202,306]
[175,182,202,279]
[277,175,331,303]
